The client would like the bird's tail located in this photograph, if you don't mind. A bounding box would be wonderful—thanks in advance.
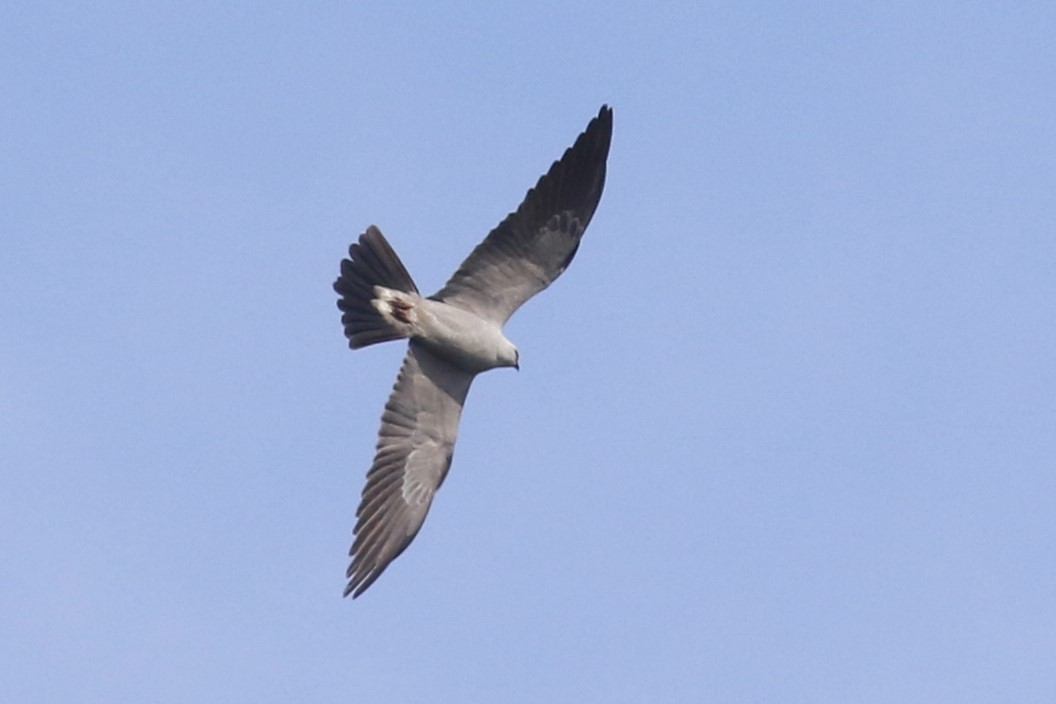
[334,226,421,349]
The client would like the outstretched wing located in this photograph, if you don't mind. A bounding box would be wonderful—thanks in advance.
[345,341,475,598]
[431,105,613,324]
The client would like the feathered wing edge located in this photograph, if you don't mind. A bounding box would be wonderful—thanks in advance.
[432,104,613,323]
[345,342,475,598]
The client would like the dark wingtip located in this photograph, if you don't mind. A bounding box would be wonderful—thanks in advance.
[592,104,614,141]
[344,568,381,599]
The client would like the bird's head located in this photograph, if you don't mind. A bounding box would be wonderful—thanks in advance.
[497,338,520,371]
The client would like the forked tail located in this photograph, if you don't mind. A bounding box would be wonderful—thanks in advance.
[334,226,420,349]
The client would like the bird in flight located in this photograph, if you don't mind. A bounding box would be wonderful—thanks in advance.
[334,105,613,598]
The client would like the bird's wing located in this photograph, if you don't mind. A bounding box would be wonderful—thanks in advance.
[345,341,475,598]
[431,105,613,325]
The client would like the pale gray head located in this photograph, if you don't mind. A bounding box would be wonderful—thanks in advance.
[497,338,520,371]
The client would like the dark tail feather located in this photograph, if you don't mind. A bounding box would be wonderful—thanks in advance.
[334,226,419,349]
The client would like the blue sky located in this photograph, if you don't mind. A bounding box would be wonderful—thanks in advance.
[3,2,1055,701]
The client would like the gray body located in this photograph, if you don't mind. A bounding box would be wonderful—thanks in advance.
[394,293,518,373]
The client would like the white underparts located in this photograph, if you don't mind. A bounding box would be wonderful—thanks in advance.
[369,286,420,346]
[410,298,519,373]
[372,286,418,328]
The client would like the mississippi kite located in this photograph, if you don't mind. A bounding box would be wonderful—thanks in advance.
[334,105,613,598]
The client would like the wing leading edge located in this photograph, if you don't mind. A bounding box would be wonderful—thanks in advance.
[432,105,613,324]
